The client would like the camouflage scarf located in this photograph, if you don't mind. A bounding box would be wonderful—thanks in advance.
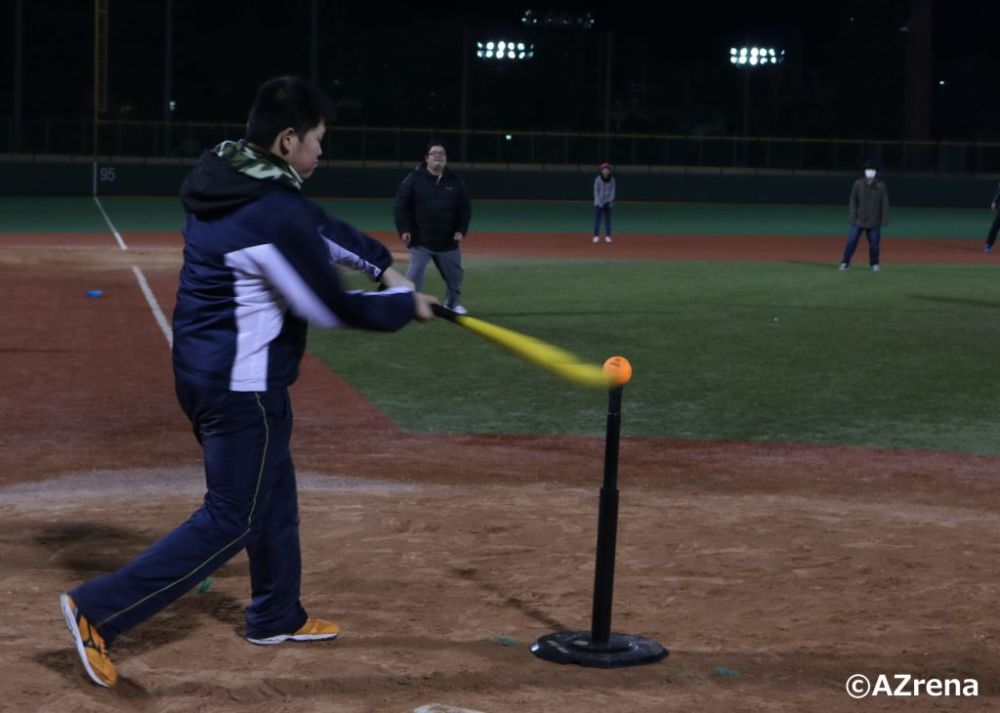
[213,140,303,191]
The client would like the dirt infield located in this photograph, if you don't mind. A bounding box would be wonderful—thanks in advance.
[1,233,997,712]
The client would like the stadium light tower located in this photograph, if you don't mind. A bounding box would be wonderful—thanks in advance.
[729,46,785,138]
[462,38,536,160]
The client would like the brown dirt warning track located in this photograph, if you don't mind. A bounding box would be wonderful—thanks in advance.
[0,230,998,712]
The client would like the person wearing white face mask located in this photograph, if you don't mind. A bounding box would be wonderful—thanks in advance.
[839,159,890,272]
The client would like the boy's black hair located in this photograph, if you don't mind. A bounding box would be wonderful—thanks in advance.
[245,76,333,147]
[425,140,447,154]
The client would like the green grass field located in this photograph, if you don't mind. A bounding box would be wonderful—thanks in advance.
[311,258,1000,455]
[3,196,998,455]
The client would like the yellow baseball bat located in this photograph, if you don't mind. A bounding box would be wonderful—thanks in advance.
[432,304,615,388]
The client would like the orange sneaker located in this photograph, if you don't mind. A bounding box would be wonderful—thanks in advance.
[246,618,340,646]
[59,594,118,687]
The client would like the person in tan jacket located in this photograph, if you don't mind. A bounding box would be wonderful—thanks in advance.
[839,159,889,272]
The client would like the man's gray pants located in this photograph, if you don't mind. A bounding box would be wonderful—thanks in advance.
[406,246,464,309]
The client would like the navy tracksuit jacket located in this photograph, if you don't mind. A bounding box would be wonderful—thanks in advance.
[71,148,416,644]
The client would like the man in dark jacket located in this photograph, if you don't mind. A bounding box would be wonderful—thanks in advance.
[59,76,437,688]
[839,159,890,272]
[393,142,472,313]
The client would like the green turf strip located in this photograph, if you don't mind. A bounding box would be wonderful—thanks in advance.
[1,197,991,239]
[315,198,990,239]
[0,197,110,232]
[310,259,1000,454]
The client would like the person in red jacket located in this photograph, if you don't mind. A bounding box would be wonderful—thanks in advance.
[593,162,616,243]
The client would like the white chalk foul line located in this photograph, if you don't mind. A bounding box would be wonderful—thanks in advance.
[131,264,174,348]
[92,194,128,251]
[92,187,174,348]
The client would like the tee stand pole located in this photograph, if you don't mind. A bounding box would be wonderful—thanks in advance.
[531,384,668,668]
[590,385,623,646]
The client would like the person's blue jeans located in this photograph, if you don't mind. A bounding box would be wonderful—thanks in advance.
[987,212,1000,247]
[593,205,613,238]
[841,224,881,266]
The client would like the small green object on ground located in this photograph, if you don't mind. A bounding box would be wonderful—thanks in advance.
[713,666,739,677]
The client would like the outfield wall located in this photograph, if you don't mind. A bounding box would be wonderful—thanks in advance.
[1,159,996,208]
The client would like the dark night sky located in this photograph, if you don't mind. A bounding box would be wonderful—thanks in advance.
[5,1,1000,141]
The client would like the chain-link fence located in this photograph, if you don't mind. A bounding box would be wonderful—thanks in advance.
[5,117,1000,174]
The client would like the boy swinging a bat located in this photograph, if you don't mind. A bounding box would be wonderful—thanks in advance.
[59,76,437,687]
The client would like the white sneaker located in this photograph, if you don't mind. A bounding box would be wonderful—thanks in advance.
[605,236,613,243]
[593,236,600,243]
[451,305,468,315]
[838,263,849,271]
[871,265,880,272]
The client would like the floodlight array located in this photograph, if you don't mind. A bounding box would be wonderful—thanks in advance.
[522,10,594,29]
[729,47,785,66]
[476,41,535,60]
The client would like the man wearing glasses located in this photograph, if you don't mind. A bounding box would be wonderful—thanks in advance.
[393,142,472,314]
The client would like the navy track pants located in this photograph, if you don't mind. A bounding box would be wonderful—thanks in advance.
[71,381,307,645]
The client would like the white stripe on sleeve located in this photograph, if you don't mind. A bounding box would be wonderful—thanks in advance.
[319,230,384,281]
